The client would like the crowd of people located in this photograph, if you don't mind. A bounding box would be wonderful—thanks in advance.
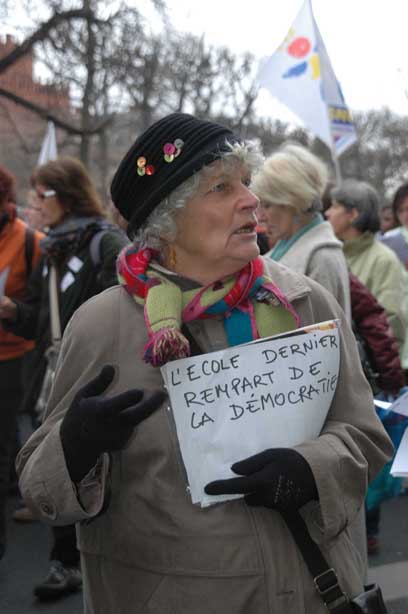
[0,158,128,597]
[1,111,408,613]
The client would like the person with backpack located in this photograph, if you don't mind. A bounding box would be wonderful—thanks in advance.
[0,156,128,599]
[0,164,44,561]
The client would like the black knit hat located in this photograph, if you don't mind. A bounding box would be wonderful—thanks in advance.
[110,113,238,237]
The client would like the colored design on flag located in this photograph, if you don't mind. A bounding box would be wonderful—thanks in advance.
[281,30,320,81]
[329,105,354,127]
[288,36,311,58]
[257,0,357,155]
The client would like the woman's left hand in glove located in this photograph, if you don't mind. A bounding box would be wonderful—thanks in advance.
[204,448,318,511]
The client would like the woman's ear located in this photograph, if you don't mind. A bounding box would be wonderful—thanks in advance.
[168,246,177,270]
[347,207,359,224]
[162,242,177,270]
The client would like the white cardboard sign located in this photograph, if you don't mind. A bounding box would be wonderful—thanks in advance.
[374,393,408,477]
[374,391,408,416]
[385,390,408,418]
[161,320,340,507]
[391,427,408,477]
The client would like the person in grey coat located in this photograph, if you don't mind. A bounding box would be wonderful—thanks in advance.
[15,113,392,614]
[252,143,351,319]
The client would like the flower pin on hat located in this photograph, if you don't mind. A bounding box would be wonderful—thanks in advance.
[137,156,155,176]
[163,139,184,163]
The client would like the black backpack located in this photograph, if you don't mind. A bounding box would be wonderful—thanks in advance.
[24,226,35,279]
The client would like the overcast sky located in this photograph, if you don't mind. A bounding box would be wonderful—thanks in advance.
[3,0,408,125]
[168,0,408,121]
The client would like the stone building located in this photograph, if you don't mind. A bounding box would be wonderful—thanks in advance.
[0,34,71,195]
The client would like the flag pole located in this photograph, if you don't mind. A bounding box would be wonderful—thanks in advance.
[331,149,342,184]
[257,0,357,169]
[310,0,342,185]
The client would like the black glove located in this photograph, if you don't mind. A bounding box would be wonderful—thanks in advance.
[204,448,318,511]
[60,365,167,483]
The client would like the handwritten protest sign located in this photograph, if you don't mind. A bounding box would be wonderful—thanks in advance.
[161,320,340,507]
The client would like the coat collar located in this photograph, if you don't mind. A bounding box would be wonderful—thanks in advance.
[343,231,374,258]
[261,256,312,302]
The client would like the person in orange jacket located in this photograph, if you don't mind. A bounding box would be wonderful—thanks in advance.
[0,164,43,559]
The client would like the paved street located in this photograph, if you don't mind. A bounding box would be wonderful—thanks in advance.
[1,493,408,613]
[1,497,82,613]
[367,493,408,613]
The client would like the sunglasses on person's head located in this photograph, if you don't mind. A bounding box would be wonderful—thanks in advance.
[35,189,56,200]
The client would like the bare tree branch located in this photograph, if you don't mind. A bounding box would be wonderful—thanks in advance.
[0,8,93,74]
[0,86,113,135]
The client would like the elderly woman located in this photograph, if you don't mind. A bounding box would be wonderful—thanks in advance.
[326,179,406,347]
[14,114,391,614]
[252,144,351,318]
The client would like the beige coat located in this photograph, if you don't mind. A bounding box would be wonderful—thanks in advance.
[343,231,406,347]
[266,221,351,321]
[17,258,392,614]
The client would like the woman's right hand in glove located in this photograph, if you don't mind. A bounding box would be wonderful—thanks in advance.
[60,365,167,483]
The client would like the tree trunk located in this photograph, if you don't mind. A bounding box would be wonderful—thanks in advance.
[80,0,96,166]
[99,128,109,205]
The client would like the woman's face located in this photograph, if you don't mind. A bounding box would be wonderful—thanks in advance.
[257,203,296,242]
[170,162,260,278]
[34,184,65,228]
[325,200,357,239]
[380,207,397,233]
[396,196,408,229]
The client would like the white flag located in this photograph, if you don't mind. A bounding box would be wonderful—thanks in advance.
[38,121,58,165]
[258,0,357,156]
